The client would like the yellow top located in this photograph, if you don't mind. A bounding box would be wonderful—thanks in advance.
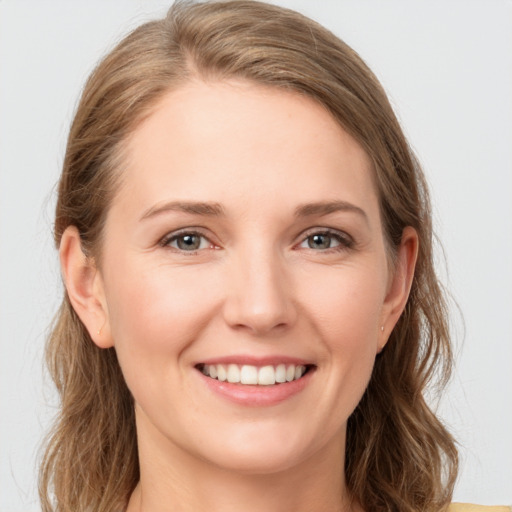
[449,505,511,512]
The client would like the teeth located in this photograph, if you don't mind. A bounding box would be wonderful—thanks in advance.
[202,363,307,385]
[226,364,240,383]
[258,365,276,385]
[240,365,258,384]
[275,364,286,383]
[217,364,227,382]
[294,365,305,380]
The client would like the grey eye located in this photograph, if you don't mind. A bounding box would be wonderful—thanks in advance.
[306,233,340,250]
[168,233,209,251]
[177,234,200,250]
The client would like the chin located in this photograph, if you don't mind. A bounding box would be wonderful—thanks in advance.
[189,423,323,475]
[207,445,307,475]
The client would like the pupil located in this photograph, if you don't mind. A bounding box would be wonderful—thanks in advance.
[309,234,330,249]
[178,235,199,250]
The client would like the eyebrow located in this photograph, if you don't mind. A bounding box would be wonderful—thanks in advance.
[140,200,225,221]
[139,199,368,223]
[294,200,369,224]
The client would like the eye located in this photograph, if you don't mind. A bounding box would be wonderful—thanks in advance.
[305,233,339,250]
[162,231,212,252]
[298,230,353,251]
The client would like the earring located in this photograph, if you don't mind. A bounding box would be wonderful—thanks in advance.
[380,326,384,332]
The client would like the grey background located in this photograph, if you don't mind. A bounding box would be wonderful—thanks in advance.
[1,1,511,510]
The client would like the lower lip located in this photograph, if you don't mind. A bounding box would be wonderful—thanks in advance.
[198,369,314,407]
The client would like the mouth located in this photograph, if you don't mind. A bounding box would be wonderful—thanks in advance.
[195,363,315,386]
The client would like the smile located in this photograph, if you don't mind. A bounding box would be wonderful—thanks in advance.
[195,359,316,406]
[199,363,310,385]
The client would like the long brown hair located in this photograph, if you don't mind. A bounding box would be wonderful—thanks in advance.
[40,2,458,511]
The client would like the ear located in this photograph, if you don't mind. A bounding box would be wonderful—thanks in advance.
[378,226,419,352]
[59,226,113,348]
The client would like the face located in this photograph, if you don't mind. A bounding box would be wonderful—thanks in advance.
[93,80,406,475]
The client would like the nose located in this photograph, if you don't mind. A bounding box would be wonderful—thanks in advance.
[222,246,297,336]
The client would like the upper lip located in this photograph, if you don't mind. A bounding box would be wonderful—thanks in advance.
[196,355,314,367]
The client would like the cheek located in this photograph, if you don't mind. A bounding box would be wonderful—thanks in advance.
[301,263,385,345]
[299,264,386,402]
[103,260,220,385]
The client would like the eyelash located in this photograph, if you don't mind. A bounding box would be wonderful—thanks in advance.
[159,228,354,254]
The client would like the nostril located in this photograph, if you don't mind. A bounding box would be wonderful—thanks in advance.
[229,319,290,336]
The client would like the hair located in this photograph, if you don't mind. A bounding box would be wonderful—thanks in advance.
[40,1,458,511]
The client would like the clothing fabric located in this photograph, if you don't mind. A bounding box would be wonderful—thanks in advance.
[449,504,511,512]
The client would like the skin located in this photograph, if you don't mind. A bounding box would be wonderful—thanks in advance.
[60,80,418,512]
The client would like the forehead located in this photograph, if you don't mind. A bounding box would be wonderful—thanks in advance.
[117,80,379,222]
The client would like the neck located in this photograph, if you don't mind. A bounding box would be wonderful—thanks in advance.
[127,411,359,512]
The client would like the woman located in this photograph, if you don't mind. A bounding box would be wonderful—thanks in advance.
[38,2,506,511]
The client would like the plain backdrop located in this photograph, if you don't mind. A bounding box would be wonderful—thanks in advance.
[1,1,511,510]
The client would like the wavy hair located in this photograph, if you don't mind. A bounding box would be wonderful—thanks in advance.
[40,2,458,511]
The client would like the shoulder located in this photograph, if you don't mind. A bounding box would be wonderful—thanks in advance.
[449,504,511,512]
